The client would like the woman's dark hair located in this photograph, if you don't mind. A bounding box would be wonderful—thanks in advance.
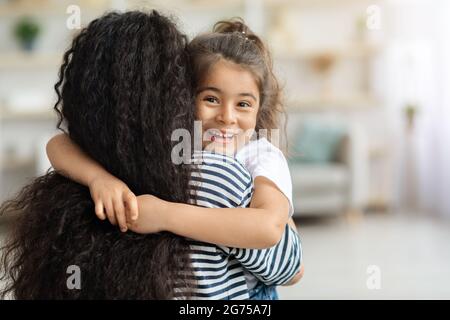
[188,18,285,145]
[0,10,196,299]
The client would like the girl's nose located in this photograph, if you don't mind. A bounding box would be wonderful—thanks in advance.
[217,103,237,125]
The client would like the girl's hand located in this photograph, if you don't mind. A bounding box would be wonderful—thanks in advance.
[88,174,138,232]
[127,195,168,234]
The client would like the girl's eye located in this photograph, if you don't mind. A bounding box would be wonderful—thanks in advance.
[238,101,251,108]
[204,96,219,104]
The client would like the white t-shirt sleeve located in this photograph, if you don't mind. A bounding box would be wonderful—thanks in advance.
[236,138,294,217]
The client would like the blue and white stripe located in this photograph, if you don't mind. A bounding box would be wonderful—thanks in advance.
[176,151,302,300]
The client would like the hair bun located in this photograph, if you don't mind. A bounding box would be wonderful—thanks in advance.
[213,18,253,36]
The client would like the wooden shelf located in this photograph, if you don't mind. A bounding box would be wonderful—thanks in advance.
[0,52,62,69]
[144,0,242,10]
[366,196,389,211]
[265,0,384,10]
[0,109,56,121]
[274,43,382,61]
[369,145,387,158]
[0,0,111,17]
[286,94,379,111]
[0,0,239,16]
[0,154,35,171]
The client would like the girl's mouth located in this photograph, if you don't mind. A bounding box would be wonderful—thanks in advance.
[207,130,236,144]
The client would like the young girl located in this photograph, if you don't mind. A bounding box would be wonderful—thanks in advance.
[47,19,303,299]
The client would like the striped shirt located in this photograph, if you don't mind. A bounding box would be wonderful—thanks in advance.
[176,151,302,300]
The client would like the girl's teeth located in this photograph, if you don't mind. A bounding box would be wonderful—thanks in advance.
[209,131,234,140]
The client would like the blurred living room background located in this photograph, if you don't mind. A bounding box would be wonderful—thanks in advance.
[1,0,449,299]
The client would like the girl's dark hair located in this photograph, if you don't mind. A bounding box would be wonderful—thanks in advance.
[0,10,196,299]
[188,18,285,145]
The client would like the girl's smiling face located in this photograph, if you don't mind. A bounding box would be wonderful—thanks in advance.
[195,59,260,155]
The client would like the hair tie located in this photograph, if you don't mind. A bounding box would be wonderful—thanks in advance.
[240,30,250,41]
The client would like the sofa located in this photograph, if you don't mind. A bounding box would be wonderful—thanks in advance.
[287,115,370,217]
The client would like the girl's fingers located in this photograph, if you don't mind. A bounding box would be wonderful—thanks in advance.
[125,191,138,221]
[95,201,106,220]
[113,198,127,232]
[104,199,116,226]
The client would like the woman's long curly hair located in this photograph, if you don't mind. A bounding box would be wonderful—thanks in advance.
[0,10,196,299]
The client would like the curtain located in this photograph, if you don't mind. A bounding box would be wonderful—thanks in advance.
[386,0,450,218]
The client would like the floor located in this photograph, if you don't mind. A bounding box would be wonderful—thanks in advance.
[1,211,450,300]
[278,211,450,300]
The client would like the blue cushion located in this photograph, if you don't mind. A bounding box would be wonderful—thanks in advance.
[291,121,345,163]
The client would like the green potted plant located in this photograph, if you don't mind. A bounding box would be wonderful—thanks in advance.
[404,103,419,131]
[355,15,367,43]
[14,17,41,51]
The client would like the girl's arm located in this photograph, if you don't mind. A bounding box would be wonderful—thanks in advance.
[132,176,290,249]
[230,217,303,287]
[47,133,107,187]
[229,223,302,286]
[133,192,303,286]
[46,133,138,231]
[47,134,290,249]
